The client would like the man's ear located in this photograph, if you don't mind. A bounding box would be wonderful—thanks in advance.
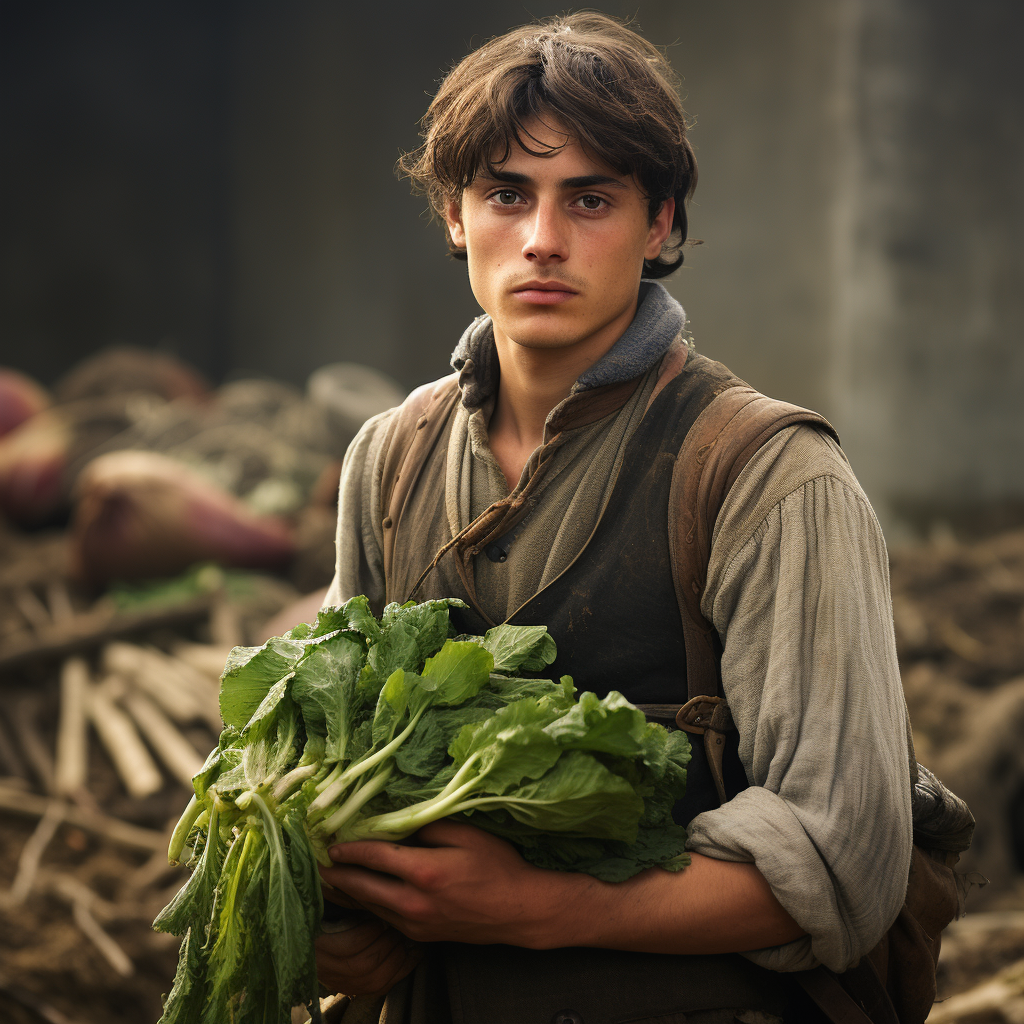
[644,197,676,261]
[445,199,467,249]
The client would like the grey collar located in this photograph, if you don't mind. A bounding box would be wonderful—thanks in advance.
[451,281,686,409]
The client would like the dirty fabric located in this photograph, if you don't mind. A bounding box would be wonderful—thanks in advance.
[324,283,912,989]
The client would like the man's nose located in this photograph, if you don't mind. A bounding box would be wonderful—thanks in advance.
[521,201,568,262]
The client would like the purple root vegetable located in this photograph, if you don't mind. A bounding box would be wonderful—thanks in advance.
[0,369,51,438]
[0,411,69,524]
[71,451,296,585]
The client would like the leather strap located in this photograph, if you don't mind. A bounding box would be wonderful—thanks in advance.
[797,963,900,1024]
[668,381,839,706]
[379,375,461,603]
[635,697,735,804]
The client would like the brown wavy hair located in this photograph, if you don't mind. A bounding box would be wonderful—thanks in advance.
[397,12,698,278]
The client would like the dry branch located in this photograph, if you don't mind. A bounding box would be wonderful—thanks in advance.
[172,640,232,679]
[70,889,135,977]
[13,587,51,632]
[54,657,89,796]
[102,642,205,723]
[86,681,163,799]
[0,594,214,672]
[1,802,65,906]
[46,580,75,624]
[927,955,1024,1022]
[0,784,166,852]
[121,689,205,787]
[0,710,29,780]
[11,695,55,794]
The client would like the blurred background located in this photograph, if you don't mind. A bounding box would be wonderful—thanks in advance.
[1,2,1023,1022]
[4,0,1024,536]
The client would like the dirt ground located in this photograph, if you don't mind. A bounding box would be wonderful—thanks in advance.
[1,522,1023,1023]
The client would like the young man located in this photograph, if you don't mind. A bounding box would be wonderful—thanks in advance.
[316,13,912,1022]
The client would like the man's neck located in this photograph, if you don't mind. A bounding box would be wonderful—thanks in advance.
[487,310,636,489]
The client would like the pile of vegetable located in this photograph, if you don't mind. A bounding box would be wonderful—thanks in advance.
[154,596,691,1023]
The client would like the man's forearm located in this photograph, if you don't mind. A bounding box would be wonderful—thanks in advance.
[529,852,805,954]
[321,824,806,956]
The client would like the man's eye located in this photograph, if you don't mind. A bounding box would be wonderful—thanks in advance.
[495,190,519,205]
[576,195,605,210]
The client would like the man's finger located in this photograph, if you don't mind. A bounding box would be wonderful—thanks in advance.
[316,929,421,997]
[327,839,442,881]
[313,917,388,958]
[320,877,366,910]
[410,818,488,847]
[320,861,419,912]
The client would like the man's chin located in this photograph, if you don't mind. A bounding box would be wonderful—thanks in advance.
[491,312,588,352]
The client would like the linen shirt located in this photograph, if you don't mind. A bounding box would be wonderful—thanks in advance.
[324,287,912,974]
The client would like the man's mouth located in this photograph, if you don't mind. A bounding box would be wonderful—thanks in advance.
[511,280,579,305]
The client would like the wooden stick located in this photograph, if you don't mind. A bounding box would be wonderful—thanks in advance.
[209,598,243,648]
[0,784,166,852]
[54,657,90,796]
[44,870,152,924]
[46,580,75,624]
[13,587,51,632]
[925,955,1024,1022]
[150,647,223,730]
[11,694,55,794]
[0,709,29,780]
[172,640,233,679]
[121,689,205,788]
[0,981,82,1024]
[102,642,204,723]
[0,594,214,672]
[2,801,65,906]
[86,682,163,800]
[71,891,135,977]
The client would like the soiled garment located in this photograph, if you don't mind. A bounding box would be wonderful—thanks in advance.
[323,287,912,977]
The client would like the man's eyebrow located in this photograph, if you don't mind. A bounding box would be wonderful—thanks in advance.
[475,170,630,190]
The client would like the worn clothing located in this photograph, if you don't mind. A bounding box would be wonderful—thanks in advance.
[325,282,912,979]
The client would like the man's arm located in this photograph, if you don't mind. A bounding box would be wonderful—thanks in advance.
[688,426,913,972]
[318,819,804,953]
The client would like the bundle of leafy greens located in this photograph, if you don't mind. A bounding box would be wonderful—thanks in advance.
[154,596,691,1024]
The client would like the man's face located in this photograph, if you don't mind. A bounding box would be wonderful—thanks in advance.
[445,117,674,361]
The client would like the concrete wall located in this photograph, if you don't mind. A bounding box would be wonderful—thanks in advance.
[3,1,1023,536]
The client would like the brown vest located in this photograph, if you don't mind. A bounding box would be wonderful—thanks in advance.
[374,348,968,1024]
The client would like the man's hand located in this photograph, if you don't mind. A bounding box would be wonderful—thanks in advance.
[314,908,422,997]
[317,819,579,948]
[318,818,805,956]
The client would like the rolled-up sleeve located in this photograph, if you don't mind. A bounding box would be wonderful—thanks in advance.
[322,408,395,613]
[685,425,912,973]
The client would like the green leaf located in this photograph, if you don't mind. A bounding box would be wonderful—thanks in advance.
[366,620,420,682]
[481,624,557,673]
[384,599,464,661]
[486,673,576,708]
[371,668,412,746]
[219,637,305,729]
[154,803,227,937]
[310,595,381,643]
[475,750,643,841]
[448,697,563,792]
[192,726,242,800]
[393,705,493,779]
[419,640,494,708]
[543,690,649,758]
[249,794,312,1006]
[156,926,209,1024]
[291,632,366,762]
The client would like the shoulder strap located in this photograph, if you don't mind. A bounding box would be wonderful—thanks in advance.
[378,374,461,602]
[667,382,839,802]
